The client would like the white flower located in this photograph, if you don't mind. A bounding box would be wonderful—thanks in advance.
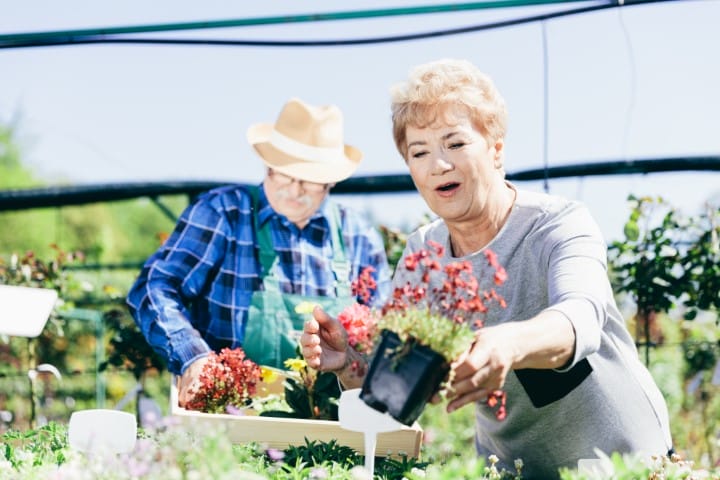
[410,467,426,477]
[350,465,372,480]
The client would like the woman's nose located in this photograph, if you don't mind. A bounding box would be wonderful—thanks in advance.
[431,155,454,174]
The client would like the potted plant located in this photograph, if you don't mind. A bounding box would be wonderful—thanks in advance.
[354,240,508,426]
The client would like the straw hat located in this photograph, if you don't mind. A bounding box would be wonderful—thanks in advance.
[247,98,363,184]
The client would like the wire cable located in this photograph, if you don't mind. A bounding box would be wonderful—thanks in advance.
[0,1,677,50]
[616,1,638,160]
[541,20,551,193]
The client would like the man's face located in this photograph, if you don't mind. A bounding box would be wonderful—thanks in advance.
[263,169,331,228]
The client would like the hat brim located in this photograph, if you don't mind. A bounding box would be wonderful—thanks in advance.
[247,123,362,184]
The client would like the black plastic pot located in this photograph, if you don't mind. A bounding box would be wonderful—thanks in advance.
[360,329,450,426]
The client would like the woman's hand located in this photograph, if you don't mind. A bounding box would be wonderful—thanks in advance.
[300,305,368,389]
[300,306,350,372]
[444,312,576,413]
[445,325,515,413]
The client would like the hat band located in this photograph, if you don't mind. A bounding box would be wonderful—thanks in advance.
[269,130,345,164]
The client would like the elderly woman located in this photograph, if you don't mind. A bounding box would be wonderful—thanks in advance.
[301,59,672,479]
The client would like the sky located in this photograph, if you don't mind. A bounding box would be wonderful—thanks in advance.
[1,0,719,241]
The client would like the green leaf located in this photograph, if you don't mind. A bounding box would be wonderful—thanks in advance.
[623,220,640,241]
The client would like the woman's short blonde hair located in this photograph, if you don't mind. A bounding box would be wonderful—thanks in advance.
[390,58,508,158]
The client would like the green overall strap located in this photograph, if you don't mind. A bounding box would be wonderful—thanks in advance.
[249,186,351,297]
[247,186,281,294]
[328,205,351,298]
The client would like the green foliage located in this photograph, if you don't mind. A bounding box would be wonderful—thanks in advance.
[1,381,719,479]
[0,123,39,188]
[608,195,688,317]
[414,455,522,480]
[281,438,360,467]
[418,402,476,462]
[681,204,720,320]
[557,450,712,480]
[377,310,475,364]
[282,370,340,420]
[0,124,91,259]
[100,308,166,381]
[683,340,719,376]
[379,225,408,274]
[1,422,69,468]
[0,121,183,265]
[610,195,720,324]
[260,351,341,420]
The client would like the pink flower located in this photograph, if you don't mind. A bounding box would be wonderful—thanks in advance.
[337,303,378,355]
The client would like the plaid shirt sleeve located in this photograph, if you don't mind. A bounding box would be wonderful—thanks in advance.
[127,187,249,375]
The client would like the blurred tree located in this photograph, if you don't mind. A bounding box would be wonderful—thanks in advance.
[0,123,57,257]
[0,121,182,264]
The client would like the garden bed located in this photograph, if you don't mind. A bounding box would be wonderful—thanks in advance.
[169,383,423,458]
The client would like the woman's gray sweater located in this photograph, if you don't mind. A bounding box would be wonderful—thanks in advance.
[397,186,672,479]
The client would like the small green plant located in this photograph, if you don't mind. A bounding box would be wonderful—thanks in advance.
[260,354,341,420]
[259,303,348,421]
[1,422,69,469]
[282,438,360,467]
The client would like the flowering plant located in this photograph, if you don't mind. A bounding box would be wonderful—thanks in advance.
[344,240,509,421]
[268,355,341,420]
[256,302,346,420]
[379,240,507,363]
[185,347,263,414]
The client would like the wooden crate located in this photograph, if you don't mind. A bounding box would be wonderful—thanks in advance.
[169,383,423,458]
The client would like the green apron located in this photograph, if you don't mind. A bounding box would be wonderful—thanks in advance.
[243,188,354,370]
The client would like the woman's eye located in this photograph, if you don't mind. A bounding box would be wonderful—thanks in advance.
[411,151,428,159]
[449,142,465,149]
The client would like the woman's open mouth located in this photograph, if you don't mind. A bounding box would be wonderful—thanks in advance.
[435,182,460,195]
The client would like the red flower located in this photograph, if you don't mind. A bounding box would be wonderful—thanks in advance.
[486,390,507,421]
[351,266,377,305]
[185,347,262,414]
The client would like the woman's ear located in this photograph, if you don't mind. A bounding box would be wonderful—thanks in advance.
[493,139,505,169]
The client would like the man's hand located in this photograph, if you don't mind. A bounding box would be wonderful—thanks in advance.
[177,356,210,408]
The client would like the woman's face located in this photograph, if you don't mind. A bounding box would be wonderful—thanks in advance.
[404,109,504,224]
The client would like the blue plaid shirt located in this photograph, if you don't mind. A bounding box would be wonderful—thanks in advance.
[127,184,391,375]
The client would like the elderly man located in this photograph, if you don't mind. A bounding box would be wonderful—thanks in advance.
[127,98,390,406]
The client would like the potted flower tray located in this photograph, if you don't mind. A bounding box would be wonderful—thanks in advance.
[169,382,423,458]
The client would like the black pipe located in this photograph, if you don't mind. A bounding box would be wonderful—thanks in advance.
[0,156,718,212]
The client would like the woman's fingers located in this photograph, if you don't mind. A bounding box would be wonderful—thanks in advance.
[447,387,493,413]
